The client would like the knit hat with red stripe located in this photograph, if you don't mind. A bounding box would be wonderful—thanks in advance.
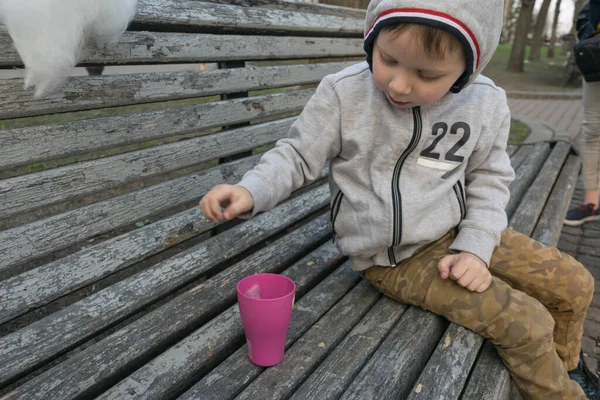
[364,0,504,93]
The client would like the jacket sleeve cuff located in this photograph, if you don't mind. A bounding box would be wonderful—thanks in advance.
[449,228,498,267]
[235,173,272,219]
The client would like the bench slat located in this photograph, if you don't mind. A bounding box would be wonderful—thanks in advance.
[101,265,371,400]
[509,143,534,170]
[0,62,353,119]
[134,0,363,37]
[0,118,293,220]
[341,307,448,400]
[406,324,483,400]
[0,31,363,66]
[5,245,350,400]
[509,142,571,236]
[505,142,552,218]
[285,298,407,400]
[0,164,326,324]
[0,188,329,388]
[460,341,512,400]
[193,0,366,18]
[0,90,313,171]
[0,157,263,274]
[533,154,580,246]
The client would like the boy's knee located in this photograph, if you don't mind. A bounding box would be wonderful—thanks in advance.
[560,255,594,313]
[500,298,554,350]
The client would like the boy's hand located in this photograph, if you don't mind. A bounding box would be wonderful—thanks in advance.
[199,184,254,223]
[438,252,492,293]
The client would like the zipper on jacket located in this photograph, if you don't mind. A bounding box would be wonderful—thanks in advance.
[388,106,423,265]
[452,181,467,220]
[330,190,344,243]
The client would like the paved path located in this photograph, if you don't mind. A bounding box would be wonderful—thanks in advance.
[508,95,600,377]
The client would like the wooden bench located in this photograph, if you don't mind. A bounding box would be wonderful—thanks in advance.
[0,1,580,399]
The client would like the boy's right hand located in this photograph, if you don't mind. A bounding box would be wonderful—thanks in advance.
[199,184,254,223]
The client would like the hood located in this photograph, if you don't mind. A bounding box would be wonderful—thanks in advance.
[363,0,503,93]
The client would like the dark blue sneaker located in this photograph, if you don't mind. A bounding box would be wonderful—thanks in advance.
[569,351,599,399]
[564,204,600,226]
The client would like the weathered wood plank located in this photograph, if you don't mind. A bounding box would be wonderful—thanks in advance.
[190,0,366,18]
[101,266,370,400]
[406,324,483,400]
[0,62,353,119]
[340,307,448,400]
[509,142,571,236]
[0,118,294,220]
[0,162,324,323]
[460,341,512,400]
[533,154,581,246]
[285,297,407,400]
[5,254,353,400]
[505,143,552,218]
[0,31,363,66]
[132,0,364,37]
[0,189,329,388]
[0,90,313,170]
[0,157,264,274]
[509,144,534,171]
[232,280,379,400]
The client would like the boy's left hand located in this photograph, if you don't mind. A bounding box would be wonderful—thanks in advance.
[438,252,492,293]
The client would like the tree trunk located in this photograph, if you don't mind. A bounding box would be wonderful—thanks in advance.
[529,0,553,60]
[508,0,537,72]
[548,0,563,58]
[502,0,516,42]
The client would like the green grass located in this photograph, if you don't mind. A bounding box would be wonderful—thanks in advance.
[484,44,578,92]
[509,118,530,145]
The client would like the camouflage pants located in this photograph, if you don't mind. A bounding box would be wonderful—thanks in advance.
[363,228,594,400]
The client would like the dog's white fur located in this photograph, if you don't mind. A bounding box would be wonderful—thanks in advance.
[0,0,137,97]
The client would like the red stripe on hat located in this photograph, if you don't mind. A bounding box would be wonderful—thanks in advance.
[366,7,481,68]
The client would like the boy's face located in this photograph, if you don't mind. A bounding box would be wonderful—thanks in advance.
[372,28,467,108]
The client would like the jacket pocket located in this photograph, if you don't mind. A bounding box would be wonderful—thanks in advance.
[330,190,344,242]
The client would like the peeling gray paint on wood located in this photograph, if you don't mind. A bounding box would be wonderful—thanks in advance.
[98,254,355,400]
[505,143,551,218]
[0,31,363,66]
[133,0,363,37]
[190,0,366,19]
[283,298,407,400]
[0,62,353,119]
[0,187,329,388]
[341,307,448,400]
[460,341,512,400]
[0,118,294,220]
[533,154,581,246]
[0,90,313,170]
[510,144,535,170]
[406,324,483,400]
[6,248,350,400]
[0,157,261,273]
[509,142,571,236]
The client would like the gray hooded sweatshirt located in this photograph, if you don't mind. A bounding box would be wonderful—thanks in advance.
[237,0,514,271]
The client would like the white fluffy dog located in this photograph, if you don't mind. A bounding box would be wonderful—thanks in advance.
[0,0,138,97]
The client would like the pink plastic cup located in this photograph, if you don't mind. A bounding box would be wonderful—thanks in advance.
[236,273,296,367]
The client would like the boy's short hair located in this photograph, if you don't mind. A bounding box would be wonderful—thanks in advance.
[381,23,463,60]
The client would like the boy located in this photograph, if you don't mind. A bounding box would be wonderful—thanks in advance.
[200,0,595,398]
